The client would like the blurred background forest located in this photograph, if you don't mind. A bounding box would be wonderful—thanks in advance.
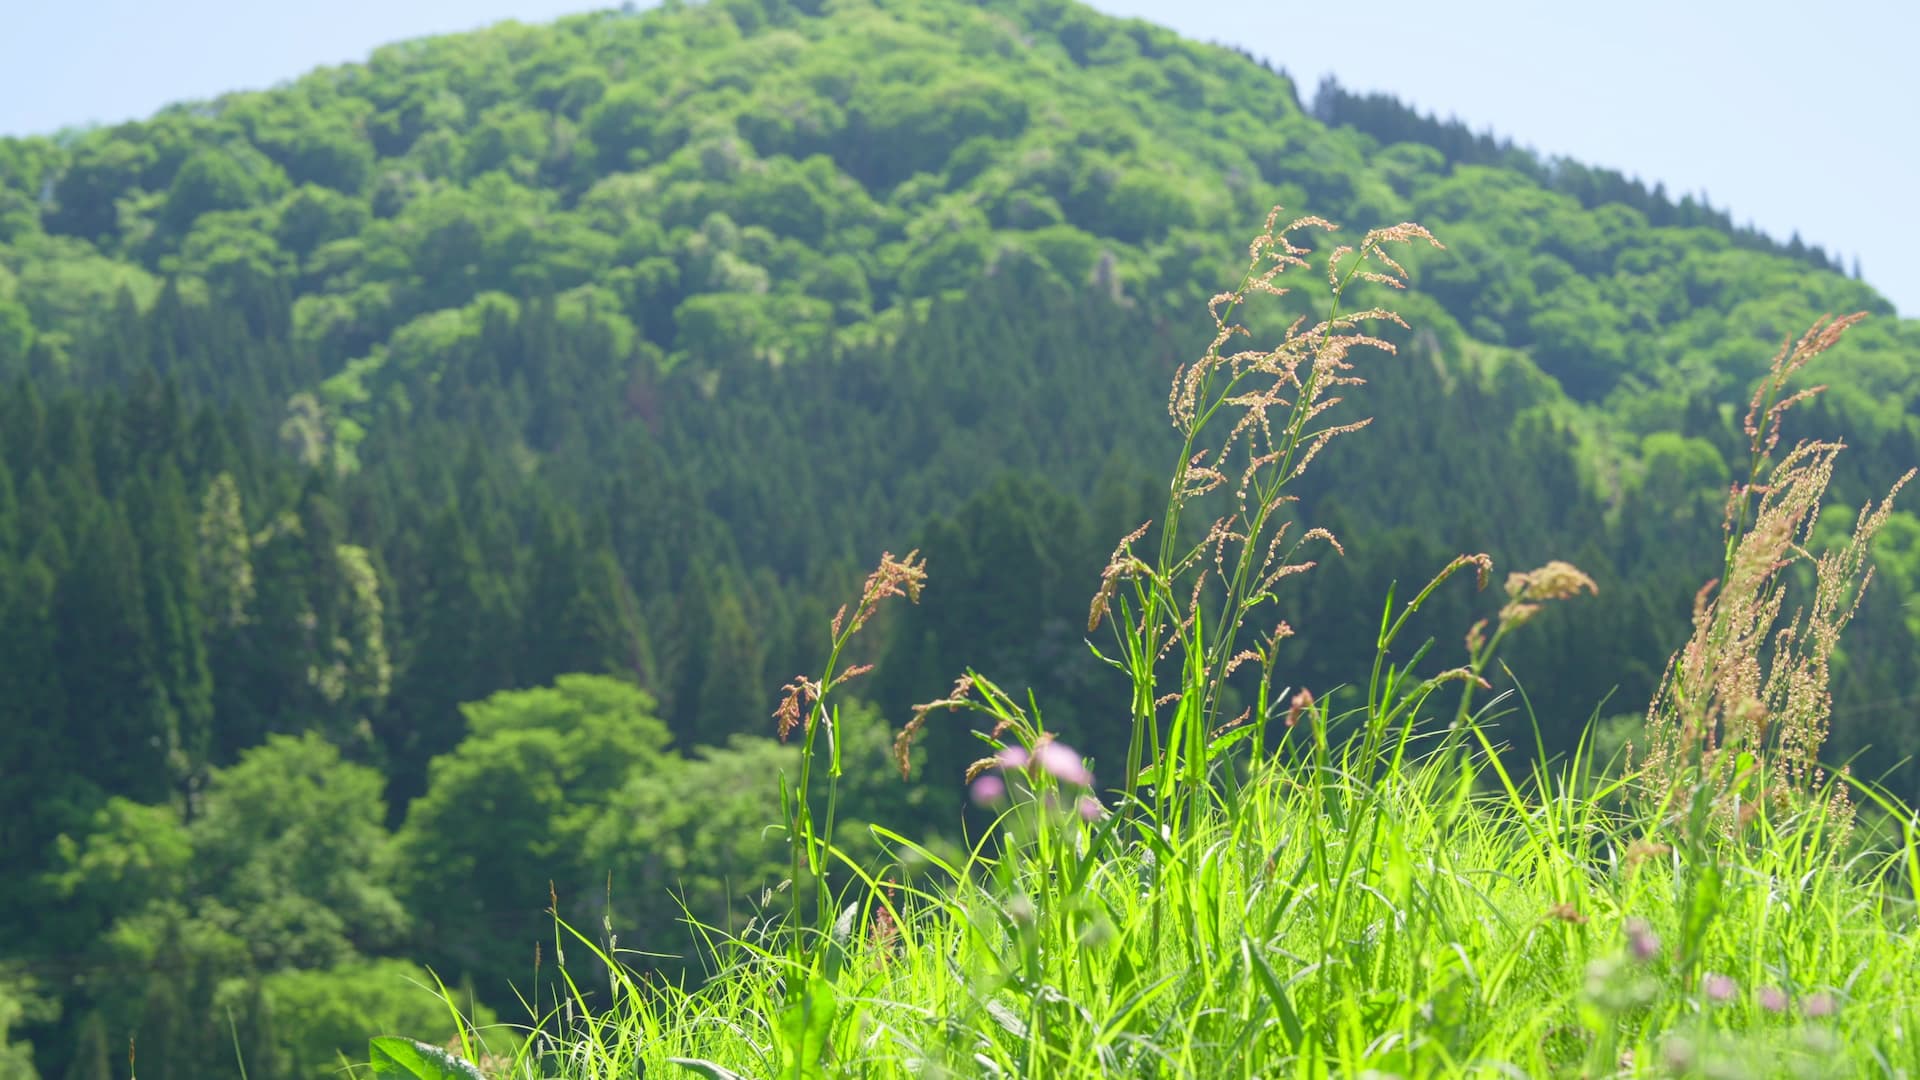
[0,0,1916,1075]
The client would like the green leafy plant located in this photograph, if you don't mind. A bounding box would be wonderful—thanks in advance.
[366,1036,487,1080]
[765,550,926,1078]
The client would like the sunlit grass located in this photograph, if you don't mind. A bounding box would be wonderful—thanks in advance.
[423,712,1920,1078]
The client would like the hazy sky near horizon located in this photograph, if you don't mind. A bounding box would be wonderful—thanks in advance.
[1,0,1913,314]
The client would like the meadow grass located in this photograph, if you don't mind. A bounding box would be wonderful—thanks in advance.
[386,211,1920,1079]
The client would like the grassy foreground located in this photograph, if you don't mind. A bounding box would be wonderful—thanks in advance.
[375,212,1920,1079]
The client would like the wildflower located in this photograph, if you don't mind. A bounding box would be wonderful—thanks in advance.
[1035,740,1093,786]
[1661,1036,1696,1074]
[1758,986,1789,1013]
[1625,919,1660,963]
[1803,991,1836,1018]
[1076,794,1106,821]
[997,745,1030,770]
[1583,956,1619,999]
[970,774,1006,806]
[1702,973,1737,1005]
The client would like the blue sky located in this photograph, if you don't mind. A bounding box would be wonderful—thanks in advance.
[2,0,1913,315]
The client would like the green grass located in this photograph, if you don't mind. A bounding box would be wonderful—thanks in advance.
[379,211,1920,1079]
[413,716,1920,1078]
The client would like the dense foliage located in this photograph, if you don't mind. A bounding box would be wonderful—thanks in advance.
[0,0,1914,1074]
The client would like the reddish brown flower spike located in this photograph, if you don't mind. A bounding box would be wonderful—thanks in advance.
[1547,902,1588,925]
[847,550,928,637]
[773,676,821,742]
[1285,687,1314,728]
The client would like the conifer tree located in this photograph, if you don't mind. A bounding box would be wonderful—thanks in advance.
[694,582,768,742]
[382,504,516,806]
[519,505,652,691]
[128,465,214,795]
[0,557,67,876]
[54,504,172,803]
[60,1013,110,1080]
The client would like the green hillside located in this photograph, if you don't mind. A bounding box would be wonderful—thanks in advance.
[0,0,1916,1074]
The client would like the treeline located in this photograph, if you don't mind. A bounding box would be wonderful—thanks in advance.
[1308,75,1853,276]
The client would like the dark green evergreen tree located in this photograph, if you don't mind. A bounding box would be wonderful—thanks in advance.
[54,504,173,803]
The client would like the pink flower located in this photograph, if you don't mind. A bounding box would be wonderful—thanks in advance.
[1758,986,1788,1013]
[1076,795,1105,821]
[1702,974,1737,1005]
[1625,919,1660,963]
[1803,991,1836,1018]
[1035,741,1093,786]
[970,774,1006,806]
[996,745,1030,770]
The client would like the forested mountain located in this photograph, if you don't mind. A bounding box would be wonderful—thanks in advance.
[1,0,1915,1074]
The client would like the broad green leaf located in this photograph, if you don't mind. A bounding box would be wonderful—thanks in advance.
[368,1036,487,1080]
[669,1059,757,1080]
[774,972,837,1080]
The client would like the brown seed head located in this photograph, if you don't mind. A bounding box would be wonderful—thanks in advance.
[893,674,978,781]
[773,676,821,742]
[1504,560,1598,603]
[1285,687,1314,729]
[1088,521,1154,632]
[1642,316,1904,836]
[847,549,927,637]
[1547,902,1588,925]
